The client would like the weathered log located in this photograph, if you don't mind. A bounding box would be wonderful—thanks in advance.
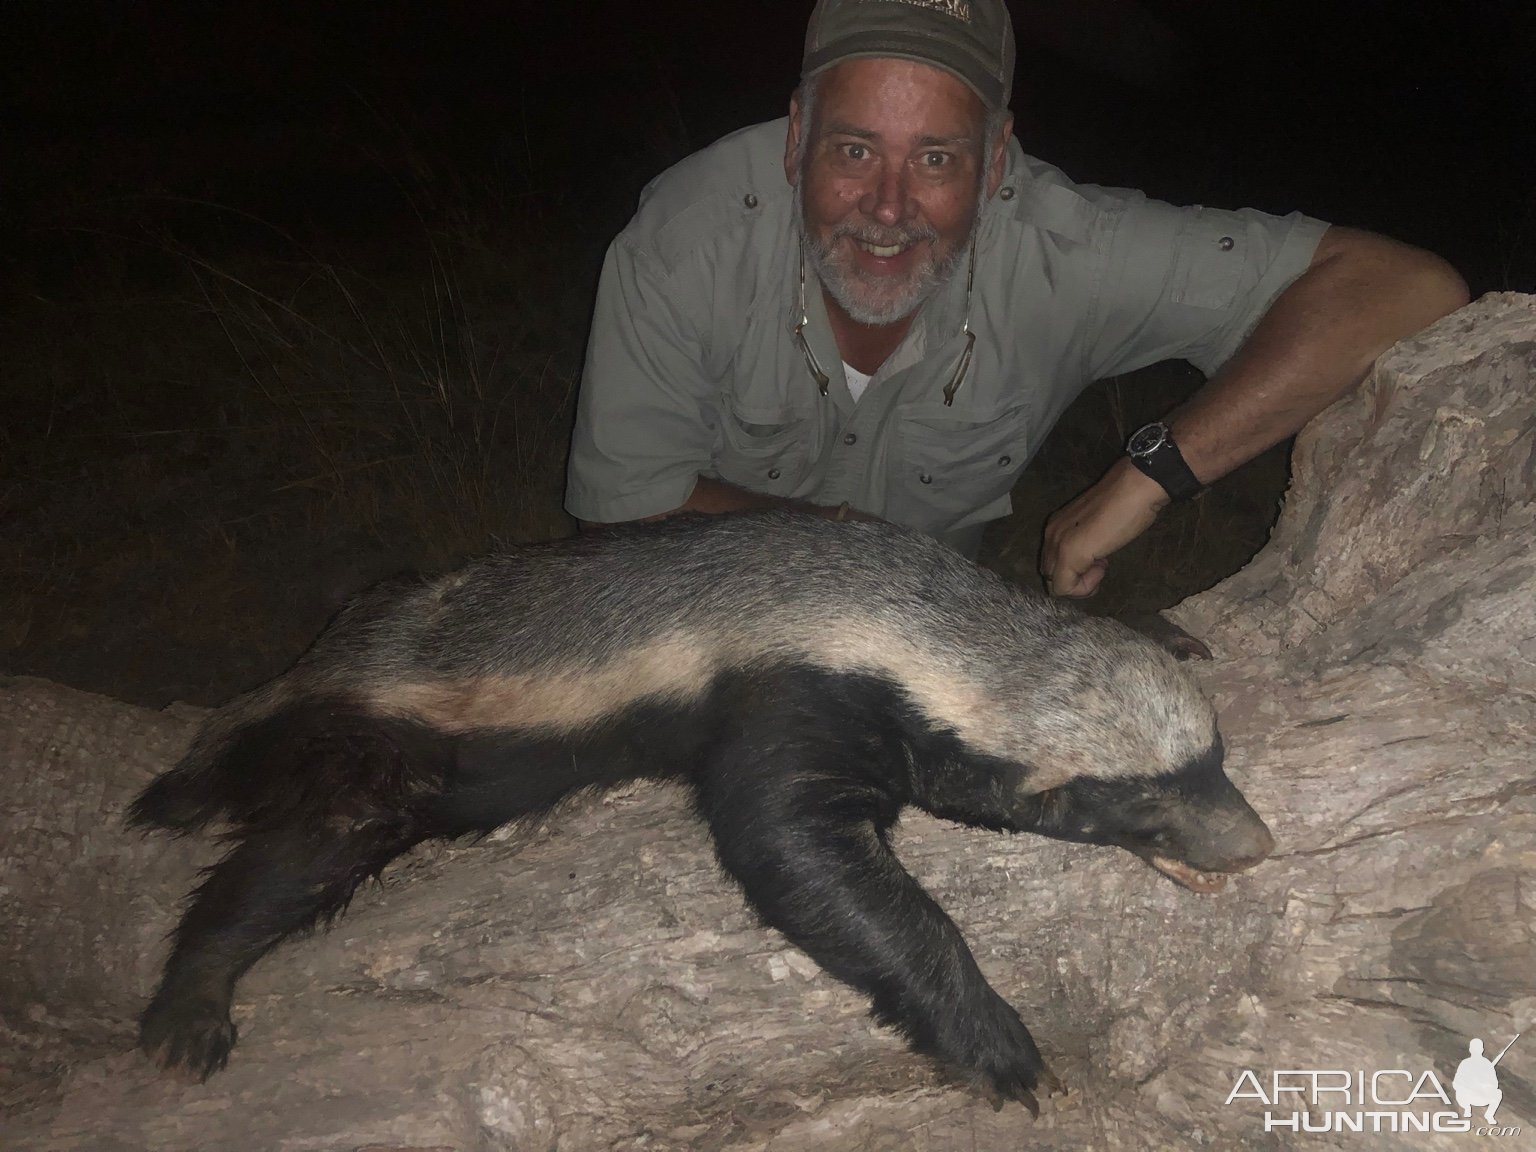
[3,294,1532,1150]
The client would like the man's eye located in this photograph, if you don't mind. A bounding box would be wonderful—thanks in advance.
[841,143,869,161]
[922,151,951,168]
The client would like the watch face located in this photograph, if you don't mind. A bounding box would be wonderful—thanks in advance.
[1128,423,1168,457]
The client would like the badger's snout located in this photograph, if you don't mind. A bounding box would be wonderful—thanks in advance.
[1176,790,1275,872]
[1011,736,1276,894]
[1141,781,1274,893]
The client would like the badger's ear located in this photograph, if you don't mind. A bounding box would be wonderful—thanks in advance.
[1013,786,1065,832]
[1023,762,1075,794]
[1038,786,1071,826]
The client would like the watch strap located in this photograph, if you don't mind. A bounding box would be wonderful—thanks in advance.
[1126,422,1204,503]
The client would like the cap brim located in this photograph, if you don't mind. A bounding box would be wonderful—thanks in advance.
[802,31,1006,110]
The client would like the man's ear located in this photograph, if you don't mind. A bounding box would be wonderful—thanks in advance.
[985,112,1014,199]
[784,90,806,188]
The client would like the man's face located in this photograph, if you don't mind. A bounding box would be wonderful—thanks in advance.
[786,57,1009,327]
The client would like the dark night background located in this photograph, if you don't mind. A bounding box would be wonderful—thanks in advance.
[2,1,1533,706]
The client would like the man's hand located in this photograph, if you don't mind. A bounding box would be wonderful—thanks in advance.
[1040,460,1170,597]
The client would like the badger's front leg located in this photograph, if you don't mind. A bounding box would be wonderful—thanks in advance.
[694,672,1060,1114]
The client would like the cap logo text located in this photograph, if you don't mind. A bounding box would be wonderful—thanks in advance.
[874,0,973,23]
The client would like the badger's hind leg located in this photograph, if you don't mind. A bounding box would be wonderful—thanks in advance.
[141,817,426,1078]
[140,704,447,1079]
[695,668,1061,1114]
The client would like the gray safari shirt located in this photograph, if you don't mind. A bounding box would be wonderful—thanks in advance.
[567,118,1329,555]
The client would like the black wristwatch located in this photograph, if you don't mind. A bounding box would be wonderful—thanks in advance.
[1126,422,1204,502]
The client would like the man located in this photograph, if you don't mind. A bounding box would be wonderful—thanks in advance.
[567,0,1468,595]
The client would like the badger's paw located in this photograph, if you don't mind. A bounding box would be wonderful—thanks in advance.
[139,994,238,1081]
[953,997,1065,1117]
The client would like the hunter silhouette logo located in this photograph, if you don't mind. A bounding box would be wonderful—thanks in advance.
[1225,1027,1524,1136]
[1454,1034,1520,1125]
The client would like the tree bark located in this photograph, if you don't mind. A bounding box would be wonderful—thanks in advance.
[3,294,1533,1150]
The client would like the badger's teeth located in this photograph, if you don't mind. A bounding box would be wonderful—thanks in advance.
[1149,855,1230,894]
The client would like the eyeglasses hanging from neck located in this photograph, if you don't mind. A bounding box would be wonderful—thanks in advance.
[795,235,977,407]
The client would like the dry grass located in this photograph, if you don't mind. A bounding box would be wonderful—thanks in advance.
[181,245,578,566]
[1,193,586,704]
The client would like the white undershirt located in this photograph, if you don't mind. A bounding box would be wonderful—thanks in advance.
[842,361,873,404]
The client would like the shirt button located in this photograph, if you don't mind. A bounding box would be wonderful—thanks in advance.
[919,471,933,484]
[767,467,781,480]
[998,455,1011,468]
[843,432,857,445]
[998,186,1015,201]
[1218,235,1235,251]
[744,193,759,208]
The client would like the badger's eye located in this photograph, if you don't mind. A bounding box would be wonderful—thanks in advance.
[1126,794,1171,820]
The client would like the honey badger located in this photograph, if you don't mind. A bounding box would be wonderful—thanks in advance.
[130,511,1274,1113]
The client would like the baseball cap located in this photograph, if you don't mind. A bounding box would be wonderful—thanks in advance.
[801,0,1016,111]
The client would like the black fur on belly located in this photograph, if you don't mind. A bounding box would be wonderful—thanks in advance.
[132,664,1056,1109]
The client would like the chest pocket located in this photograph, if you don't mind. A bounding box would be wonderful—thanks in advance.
[893,402,1028,534]
[1170,212,1247,309]
[714,402,815,497]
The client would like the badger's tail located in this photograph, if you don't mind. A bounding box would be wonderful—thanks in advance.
[128,680,299,833]
[128,760,224,834]
[128,682,450,835]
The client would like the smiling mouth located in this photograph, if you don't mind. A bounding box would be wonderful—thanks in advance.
[854,239,912,258]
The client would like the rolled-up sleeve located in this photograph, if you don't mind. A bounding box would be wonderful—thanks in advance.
[1082,196,1331,381]
[565,237,717,523]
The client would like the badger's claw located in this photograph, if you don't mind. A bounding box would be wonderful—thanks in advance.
[139,994,237,1081]
[1119,612,1213,662]
[987,1081,1039,1116]
[980,1060,1065,1116]
[1041,1065,1067,1097]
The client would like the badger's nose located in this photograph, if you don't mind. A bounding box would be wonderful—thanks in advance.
[1216,807,1275,871]
[1248,820,1277,861]
[1224,841,1274,874]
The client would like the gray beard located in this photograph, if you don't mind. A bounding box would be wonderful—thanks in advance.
[798,187,984,327]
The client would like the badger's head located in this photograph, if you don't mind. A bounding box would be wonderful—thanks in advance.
[1002,620,1274,893]
[1014,730,1274,891]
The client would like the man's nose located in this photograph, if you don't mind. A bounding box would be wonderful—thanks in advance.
[861,164,911,227]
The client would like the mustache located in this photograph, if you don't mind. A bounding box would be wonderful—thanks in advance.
[828,222,939,248]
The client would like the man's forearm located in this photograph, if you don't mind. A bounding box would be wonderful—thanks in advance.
[673,476,822,516]
[1167,225,1470,485]
[1041,226,1469,597]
